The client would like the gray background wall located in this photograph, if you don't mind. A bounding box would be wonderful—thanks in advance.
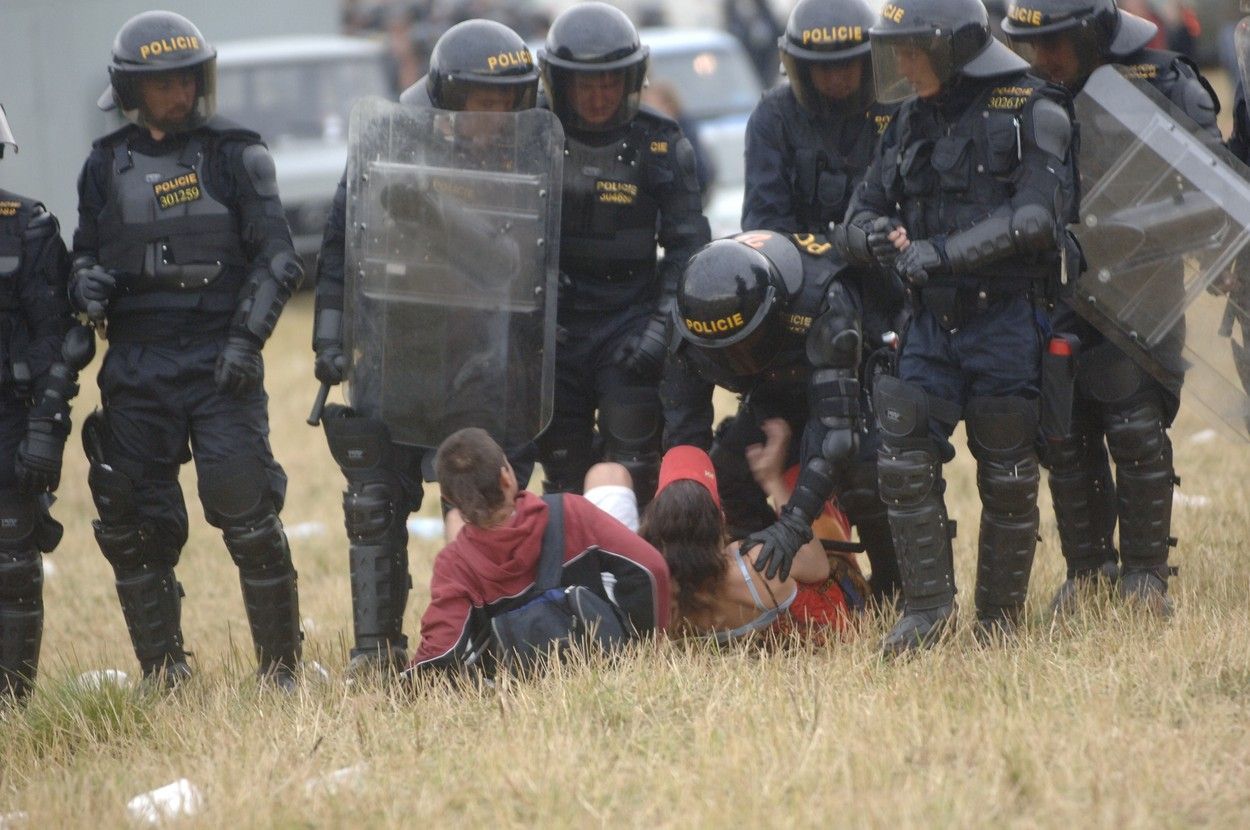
[1,0,340,238]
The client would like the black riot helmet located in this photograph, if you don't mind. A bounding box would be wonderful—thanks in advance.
[779,0,877,113]
[0,105,15,159]
[538,2,650,133]
[103,11,217,132]
[1001,0,1158,89]
[869,0,1028,103]
[675,232,804,380]
[427,19,539,112]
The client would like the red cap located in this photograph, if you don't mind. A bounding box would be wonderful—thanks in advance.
[656,445,720,508]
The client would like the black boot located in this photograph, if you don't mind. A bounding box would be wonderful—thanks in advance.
[1106,399,1175,618]
[1044,427,1119,616]
[838,460,901,606]
[347,532,410,676]
[115,568,191,687]
[877,444,956,654]
[239,568,303,689]
[966,397,1042,640]
[0,580,42,703]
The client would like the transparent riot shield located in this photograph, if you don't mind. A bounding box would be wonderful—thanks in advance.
[1070,66,1250,441]
[1239,10,1250,106]
[343,99,562,449]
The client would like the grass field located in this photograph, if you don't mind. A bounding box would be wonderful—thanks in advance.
[2,291,1249,828]
[4,75,1250,826]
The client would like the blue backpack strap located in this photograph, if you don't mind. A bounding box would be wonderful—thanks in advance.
[534,494,566,591]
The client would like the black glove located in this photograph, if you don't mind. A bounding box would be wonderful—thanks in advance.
[314,341,347,385]
[745,507,814,582]
[15,417,68,494]
[866,217,904,270]
[215,335,264,397]
[613,313,669,381]
[70,263,116,319]
[895,239,949,287]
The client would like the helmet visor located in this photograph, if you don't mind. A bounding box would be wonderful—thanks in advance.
[871,35,953,104]
[542,61,647,132]
[1006,28,1101,89]
[438,77,538,113]
[113,58,216,132]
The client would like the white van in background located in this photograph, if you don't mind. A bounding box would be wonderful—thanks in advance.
[215,36,391,267]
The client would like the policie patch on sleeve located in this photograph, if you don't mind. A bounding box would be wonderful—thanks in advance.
[0,201,20,217]
[152,171,203,210]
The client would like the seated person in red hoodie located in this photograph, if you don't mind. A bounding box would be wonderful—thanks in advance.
[410,428,671,675]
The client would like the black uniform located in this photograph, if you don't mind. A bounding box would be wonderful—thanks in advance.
[313,72,540,671]
[743,86,895,235]
[841,0,1078,651]
[0,190,84,701]
[539,104,710,499]
[72,117,303,683]
[677,231,902,599]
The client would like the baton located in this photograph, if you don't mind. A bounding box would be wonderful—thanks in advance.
[307,381,331,427]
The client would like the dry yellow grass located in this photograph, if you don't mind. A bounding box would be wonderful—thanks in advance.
[1,293,1248,828]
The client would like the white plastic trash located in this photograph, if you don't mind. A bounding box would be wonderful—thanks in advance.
[75,669,130,690]
[304,762,368,796]
[126,779,203,823]
[406,517,444,539]
[287,521,327,540]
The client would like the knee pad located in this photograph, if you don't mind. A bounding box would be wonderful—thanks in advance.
[1104,397,1167,465]
[965,396,1039,462]
[199,456,289,575]
[877,445,939,508]
[0,495,37,555]
[323,407,393,473]
[599,386,662,500]
[344,479,404,545]
[1076,342,1147,405]
[0,550,41,605]
[82,413,181,573]
[837,459,886,520]
[873,376,933,445]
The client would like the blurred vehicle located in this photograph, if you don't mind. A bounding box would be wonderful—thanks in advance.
[215,36,390,267]
[639,27,764,239]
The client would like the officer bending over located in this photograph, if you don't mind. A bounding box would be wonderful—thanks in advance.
[673,231,902,602]
[71,12,304,687]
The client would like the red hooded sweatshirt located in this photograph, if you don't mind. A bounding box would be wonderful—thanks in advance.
[412,490,670,672]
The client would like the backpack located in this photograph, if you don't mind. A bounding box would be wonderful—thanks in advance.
[485,494,630,675]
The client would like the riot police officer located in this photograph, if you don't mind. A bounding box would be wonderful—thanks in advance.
[674,230,902,601]
[70,12,304,687]
[742,0,896,235]
[837,0,1078,652]
[0,108,92,701]
[1003,0,1221,616]
[313,19,543,674]
[536,2,710,503]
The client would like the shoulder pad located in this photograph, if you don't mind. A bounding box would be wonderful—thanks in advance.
[241,144,280,197]
[1029,96,1073,160]
[23,205,60,242]
[1170,56,1221,123]
[399,77,436,109]
[634,105,680,133]
[200,116,263,143]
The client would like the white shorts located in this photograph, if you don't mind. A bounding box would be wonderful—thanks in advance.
[584,484,639,532]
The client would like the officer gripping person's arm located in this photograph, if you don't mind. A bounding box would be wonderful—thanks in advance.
[744,279,863,581]
[216,140,304,398]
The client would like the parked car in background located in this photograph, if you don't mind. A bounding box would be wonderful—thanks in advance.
[638,27,765,239]
[215,36,390,268]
